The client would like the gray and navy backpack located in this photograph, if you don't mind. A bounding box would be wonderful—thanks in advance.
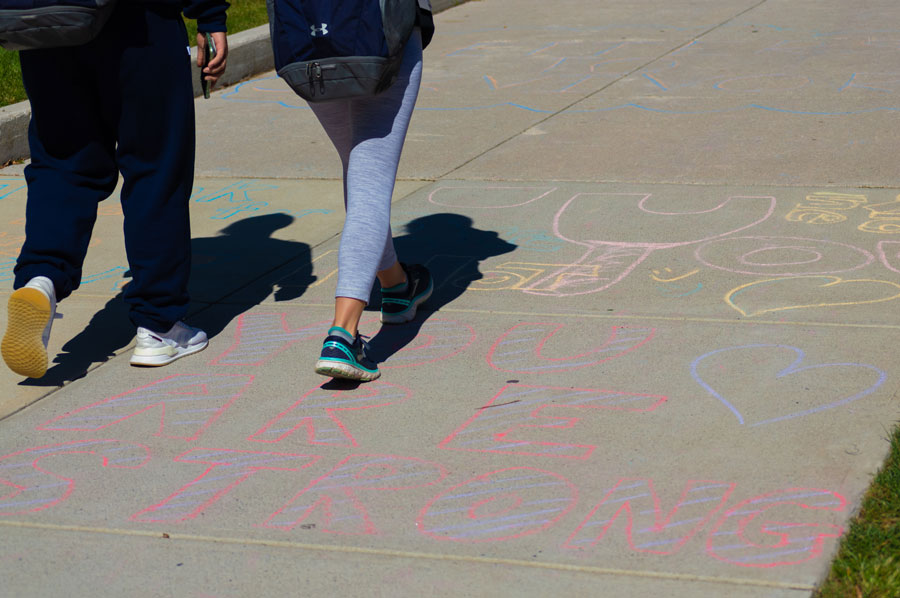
[0,0,116,50]
[267,0,418,102]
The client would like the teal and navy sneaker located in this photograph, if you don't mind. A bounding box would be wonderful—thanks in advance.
[380,263,433,324]
[314,326,380,381]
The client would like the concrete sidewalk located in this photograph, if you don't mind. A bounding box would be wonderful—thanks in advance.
[2,0,899,596]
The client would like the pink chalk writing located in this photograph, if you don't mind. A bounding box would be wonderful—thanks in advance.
[523,246,653,297]
[706,488,846,568]
[877,240,900,274]
[37,374,254,441]
[374,318,476,369]
[132,448,320,523]
[248,381,412,447]
[563,478,735,554]
[439,383,667,458]
[487,322,655,373]
[418,467,578,542]
[263,454,447,534]
[210,313,330,366]
[525,193,775,297]
[695,236,873,276]
[0,440,149,515]
[427,185,556,209]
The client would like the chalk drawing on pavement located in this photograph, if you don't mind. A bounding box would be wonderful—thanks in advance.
[248,381,412,448]
[519,193,775,297]
[691,344,886,426]
[417,467,578,543]
[263,454,447,534]
[706,488,846,568]
[439,383,667,459]
[725,276,900,317]
[486,322,655,373]
[0,440,150,515]
[131,449,320,523]
[564,478,736,555]
[695,236,874,276]
[428,186,556,209]
[36,374,255,441]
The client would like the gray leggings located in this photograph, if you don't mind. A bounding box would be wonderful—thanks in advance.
[309,30,423,303]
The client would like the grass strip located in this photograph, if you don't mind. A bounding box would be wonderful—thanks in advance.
[0,0,269,108]
[184,0,269,47]
[816,425,900,598]
[0,49,22,107]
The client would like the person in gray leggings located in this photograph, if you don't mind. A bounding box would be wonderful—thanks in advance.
[312,27,435,382]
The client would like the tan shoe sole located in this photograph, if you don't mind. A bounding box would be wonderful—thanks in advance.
[2,287,51,378]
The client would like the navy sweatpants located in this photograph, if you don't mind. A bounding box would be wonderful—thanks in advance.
[15,3,195,333]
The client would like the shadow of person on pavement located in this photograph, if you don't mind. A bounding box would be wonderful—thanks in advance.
[187,213,316,338]
[22,213,315,386]
[365,213,517,364]
[21,291,134,387]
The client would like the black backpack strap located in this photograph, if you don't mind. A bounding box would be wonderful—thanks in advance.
[416,7,434,49]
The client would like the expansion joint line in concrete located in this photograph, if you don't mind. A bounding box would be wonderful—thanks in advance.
[437,0,771,181]
[441,307,900,331]
[0,520,814,592]
[287,302,900,331]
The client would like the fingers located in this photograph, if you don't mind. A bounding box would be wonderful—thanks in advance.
[202,32,229,87]
[195,33,208,69]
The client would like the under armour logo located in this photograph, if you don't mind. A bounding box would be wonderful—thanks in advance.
[310,23,329,36]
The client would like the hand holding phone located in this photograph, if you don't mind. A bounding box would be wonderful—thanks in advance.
[197,31,228,98]
[200,32,217,99]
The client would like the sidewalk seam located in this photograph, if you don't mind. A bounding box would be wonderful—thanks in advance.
[182,301,900,332]
[0,519,816,592]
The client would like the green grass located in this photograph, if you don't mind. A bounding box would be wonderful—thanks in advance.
[184,0,269,47]
[0,0,269,108]
[816,426,900,598]
[0,48,23,107]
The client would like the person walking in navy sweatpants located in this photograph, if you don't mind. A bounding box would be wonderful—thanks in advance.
[1,0,229,379]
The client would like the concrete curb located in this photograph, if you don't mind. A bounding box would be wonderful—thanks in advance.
[0,100,29,166]
[0,0,469,165]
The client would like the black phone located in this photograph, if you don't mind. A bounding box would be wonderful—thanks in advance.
[201,33,216,99]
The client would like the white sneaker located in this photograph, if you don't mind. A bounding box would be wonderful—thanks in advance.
[2,276,57,378]
[130,321,208,367]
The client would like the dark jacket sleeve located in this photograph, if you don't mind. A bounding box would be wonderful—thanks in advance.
[182,0,229,33]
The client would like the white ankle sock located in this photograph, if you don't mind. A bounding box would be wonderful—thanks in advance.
[24,276,57,348]
[25,276,55,303]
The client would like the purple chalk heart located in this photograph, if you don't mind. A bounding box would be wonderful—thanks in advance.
[691,344,885,426]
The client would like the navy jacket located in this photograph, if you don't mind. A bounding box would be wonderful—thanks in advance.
[135,0,229,33]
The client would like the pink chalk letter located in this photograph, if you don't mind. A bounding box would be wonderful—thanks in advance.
[439,383,667,458]
[706,488,845,568]
[249,380,412,447]
[487,322,655,373]
[0,440,149,515]
[418,467,578,542]
[132,448,320,523]
[264,454,447,534]
[564,478,735,554]
[210,313,330,366]
[376,318,476,369]
[37,374,254,441]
